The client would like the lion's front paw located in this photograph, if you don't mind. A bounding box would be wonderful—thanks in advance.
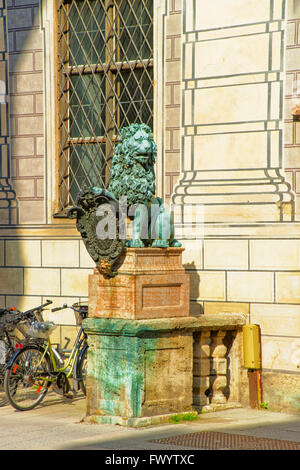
[152,239,170,248]
[170,239,182,247]
[126,239,145,248]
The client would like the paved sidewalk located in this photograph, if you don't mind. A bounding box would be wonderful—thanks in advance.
[1,392,300,451]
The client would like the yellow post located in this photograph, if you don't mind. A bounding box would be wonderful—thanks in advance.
[242,324,263,408]
[243,324,261,369]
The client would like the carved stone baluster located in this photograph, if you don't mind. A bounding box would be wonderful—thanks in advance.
[211,330,228,405]
[193,330,211,407]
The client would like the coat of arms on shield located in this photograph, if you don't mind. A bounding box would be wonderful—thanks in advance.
[68,189,125,278]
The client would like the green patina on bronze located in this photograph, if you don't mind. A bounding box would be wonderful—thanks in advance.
[68,189,125,277]
[107,123,156,207]
[68,123,181,277]
[98,123,181,250]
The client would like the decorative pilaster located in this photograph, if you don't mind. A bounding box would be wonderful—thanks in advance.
[0,0,18,224]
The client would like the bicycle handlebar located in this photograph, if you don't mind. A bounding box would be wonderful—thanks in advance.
[51,303,87,313]
[22,299,53,316]
[51,303,68,312]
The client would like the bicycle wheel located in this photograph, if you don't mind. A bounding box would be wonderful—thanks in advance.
[76,344,88,396]
[0,337,16,406]
[0,363,7,406]
[4,345,51,411]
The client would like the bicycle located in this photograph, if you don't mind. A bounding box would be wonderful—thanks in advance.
[0,300,52,407]
[4,302,88,411]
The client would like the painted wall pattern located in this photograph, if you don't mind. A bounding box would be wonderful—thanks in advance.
[173,0,294,223]
[0,0,17,225]
[7,0,45,224]
[163,0,182,202]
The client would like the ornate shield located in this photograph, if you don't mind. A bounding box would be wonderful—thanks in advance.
[68,189,125,278]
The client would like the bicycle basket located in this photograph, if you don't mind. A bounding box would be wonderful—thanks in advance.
[26,321,57,339]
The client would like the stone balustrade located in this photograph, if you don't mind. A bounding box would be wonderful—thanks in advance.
[193,323,245,412]
[192,314,246,412]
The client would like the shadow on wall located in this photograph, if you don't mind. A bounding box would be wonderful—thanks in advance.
[183,261,203,316]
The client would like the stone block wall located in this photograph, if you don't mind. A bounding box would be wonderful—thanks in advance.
[181,229,300,411]
[0,1,93,325]
[0,236,94,323]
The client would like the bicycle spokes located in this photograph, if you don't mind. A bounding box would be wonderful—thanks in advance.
[5,347,50,411]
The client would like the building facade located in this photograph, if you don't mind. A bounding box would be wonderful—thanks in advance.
[1,0,300,412]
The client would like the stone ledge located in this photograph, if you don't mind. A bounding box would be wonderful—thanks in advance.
[84,404,244,427]
[176,222,300,239]
[84,411,195,428]
[83,313,246,337]
[118,247,186,274]
[196,402,243,413]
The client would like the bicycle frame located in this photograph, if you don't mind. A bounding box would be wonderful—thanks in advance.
[4,302,89,411]
[43,327,86,381]
[34,325,87,385]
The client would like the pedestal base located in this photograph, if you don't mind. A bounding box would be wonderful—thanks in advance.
[83,317,194,423]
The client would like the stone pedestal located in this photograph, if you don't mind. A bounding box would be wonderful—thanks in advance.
[85,247,193,426]
[83,317,194,427]
[88,247,190,320]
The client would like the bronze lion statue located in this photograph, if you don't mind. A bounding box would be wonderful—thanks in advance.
[93,123,181,248]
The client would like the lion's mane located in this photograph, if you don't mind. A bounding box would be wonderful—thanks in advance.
[108,123,157,206]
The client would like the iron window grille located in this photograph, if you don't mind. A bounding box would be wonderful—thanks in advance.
[55,0,153,215]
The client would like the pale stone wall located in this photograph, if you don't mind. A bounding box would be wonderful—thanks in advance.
[182,234,300,372]
[0,1,18,224]
[0,234,93,324]
[284,0,300,219]
[170,0,300,412]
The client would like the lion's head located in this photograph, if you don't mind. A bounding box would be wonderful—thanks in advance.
[108,123,157,206]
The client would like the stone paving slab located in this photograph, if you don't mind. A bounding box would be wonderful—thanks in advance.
[1,392,300,451]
